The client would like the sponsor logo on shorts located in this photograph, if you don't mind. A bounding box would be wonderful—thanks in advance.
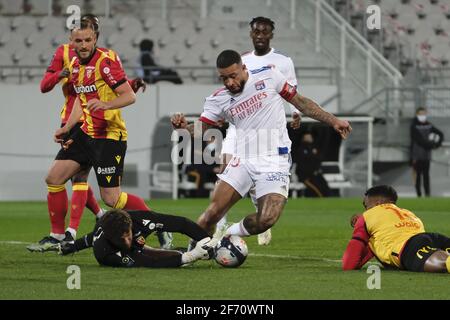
[115,155,122,164]
[106,176,112,183]
[230,157,240,167]
[266,172,288,183]
[97,167,116,175]
[416,245,437,259]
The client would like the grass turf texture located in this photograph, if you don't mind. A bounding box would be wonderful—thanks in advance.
[0,197,449,300]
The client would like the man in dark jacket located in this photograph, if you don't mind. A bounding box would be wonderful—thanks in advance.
[295,132,331,197]
[410,107,444,197]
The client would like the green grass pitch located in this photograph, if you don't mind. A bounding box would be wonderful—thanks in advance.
[0,197,449,300]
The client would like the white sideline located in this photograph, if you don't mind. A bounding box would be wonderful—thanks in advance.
[0,241,341,264]
[0,241,29,245]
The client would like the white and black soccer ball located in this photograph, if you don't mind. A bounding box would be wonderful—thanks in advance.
[214,235,248,268]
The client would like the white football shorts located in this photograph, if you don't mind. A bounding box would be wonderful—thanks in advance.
[217,154,291,200]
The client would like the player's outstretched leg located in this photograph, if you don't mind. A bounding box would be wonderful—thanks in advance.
[225,193,285,240]
[248,186,272,245]
[197,180,242,235]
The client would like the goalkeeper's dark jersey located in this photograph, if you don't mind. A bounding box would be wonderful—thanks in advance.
[73,210,209,268]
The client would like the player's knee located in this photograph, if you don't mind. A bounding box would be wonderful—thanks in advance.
[71,170,89,183]
[101,193,118,208]
[45,174,62,186]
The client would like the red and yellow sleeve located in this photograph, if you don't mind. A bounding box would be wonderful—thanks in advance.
[342,216,374,270]
[40,45,65,93]
[100,57,127,90]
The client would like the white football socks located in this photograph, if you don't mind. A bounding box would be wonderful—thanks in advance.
[66,227,77,239]
[226,219,250,237]
[50,233,65,241]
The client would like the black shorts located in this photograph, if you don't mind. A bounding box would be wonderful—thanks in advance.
[55,123,85,162]
[55,126,127,188]
[400,232,450,272]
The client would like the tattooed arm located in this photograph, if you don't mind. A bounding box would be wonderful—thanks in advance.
[288,94,352,139]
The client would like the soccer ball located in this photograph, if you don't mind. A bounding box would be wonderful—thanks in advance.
[214,235,248,268]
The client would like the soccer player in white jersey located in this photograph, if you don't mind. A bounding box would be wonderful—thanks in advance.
[218,17,300,245]
[171,50,351,242]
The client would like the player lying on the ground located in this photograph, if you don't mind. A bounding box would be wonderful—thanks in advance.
[53,209,216,268]
[342,185,450,273]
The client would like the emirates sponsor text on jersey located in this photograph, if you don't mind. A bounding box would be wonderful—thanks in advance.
[227,92,268,119]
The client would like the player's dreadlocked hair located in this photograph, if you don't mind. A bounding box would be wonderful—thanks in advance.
[249,16,275,31]
[365,185,398,204]
[216,50,242,68]
[100,209,132,247]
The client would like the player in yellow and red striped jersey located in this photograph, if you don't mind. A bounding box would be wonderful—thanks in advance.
[32,15,147,251]
[27,19,152,253]
[342,185,450,273]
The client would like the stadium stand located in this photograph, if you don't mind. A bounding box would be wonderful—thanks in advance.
[2,0,449,198]
[330,0,450,75]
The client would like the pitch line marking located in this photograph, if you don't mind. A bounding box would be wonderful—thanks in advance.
[249,253,341,263]
[0,241,29,245]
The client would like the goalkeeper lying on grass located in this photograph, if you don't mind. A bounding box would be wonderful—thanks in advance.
[44,209,217,268]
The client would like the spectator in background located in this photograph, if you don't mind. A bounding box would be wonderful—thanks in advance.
[138,39,183,84]
[410,107,444,197]
[295,132,331,197]
[184,136,219,198]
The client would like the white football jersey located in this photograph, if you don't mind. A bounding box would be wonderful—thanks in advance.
[221,48,299,156]
[200,67,296,159]
[242,48,297,87]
